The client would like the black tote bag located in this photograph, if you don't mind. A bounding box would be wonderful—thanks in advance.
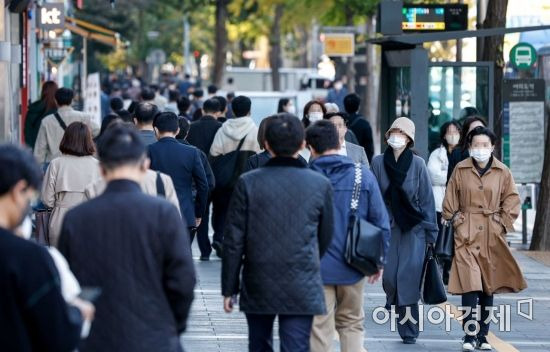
[435,223,454,259]
[210,137,246,189]
[420,246,447,305]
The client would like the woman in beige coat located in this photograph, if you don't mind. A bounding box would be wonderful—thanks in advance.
[443,127,527,352]
[42,122,101,247]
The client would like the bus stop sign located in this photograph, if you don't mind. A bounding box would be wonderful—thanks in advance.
[510,42,537,70]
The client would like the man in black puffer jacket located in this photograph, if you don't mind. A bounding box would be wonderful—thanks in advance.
[222,113,334,352]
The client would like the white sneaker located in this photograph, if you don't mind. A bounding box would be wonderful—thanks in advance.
[477,337,492,350]
[462,341,475,351]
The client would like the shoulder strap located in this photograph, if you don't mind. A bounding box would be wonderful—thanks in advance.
[156,171,166,198]
[53,113,67,130]
[348,115,360,129]
[350,163,362,213]
[236,136,247,152]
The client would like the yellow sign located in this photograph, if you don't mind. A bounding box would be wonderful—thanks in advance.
[323,33,355,57]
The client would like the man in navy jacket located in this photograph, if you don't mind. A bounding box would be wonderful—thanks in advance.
[148,112,208,231]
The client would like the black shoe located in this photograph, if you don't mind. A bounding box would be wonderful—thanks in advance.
[402,337,416,344]
[212,241,223,258]
[199,256,210,261]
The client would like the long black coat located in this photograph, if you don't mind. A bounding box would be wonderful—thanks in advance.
[222,157,334,315]
[59,180,196,352]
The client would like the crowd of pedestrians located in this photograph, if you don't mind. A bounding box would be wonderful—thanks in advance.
[0,78,528,352]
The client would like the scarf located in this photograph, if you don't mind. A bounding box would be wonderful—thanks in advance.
[383,147,424,232]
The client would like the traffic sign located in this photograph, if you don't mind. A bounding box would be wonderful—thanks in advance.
[509,42,537,70]
[322,33,355,57]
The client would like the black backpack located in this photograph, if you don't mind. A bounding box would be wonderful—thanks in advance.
[210,137,246,189]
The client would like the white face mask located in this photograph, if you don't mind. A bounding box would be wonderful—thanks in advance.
[445,134,460,146]
[308,112,323,123]
[387,135,407,150]
[286,105,296,114]
[470,148,493,163]
[334,82,343,90]
[18,216,33,240]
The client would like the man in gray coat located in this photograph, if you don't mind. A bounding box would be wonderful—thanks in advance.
[324,112,369,166]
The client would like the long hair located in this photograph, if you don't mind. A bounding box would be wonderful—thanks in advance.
[40,81,58,111]
[459,115,487,151]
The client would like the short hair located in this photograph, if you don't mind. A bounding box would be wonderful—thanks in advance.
[153,112,179,133]
[0,144,42,195]
[110,97,124,111]
[176,117,191,140]
[227,92,235,100]
[302,100,327,128]
[177,96,191,114]
[168,89,180,102]
[134,102,159,124]
[150,84,159,92]
[306,120,340,154]
[99,114,122,136]
[277,98,290,113]
[257,115,276,149]
[192,89,204,98]
[467,126,496,146]
[54,88,74,106]
[324,102,339,113]
[213,96,227,112]
[115,109,134,123]
[324,111,348,121]
[59,122,96,157]
[232,95,251,118]
[227,77,234,84]
[203,98,221,114]
[141,87,155,101]
[343,93,361,114]
[97,125,146,170]
[265,113,304,157]
[207,84,218,94]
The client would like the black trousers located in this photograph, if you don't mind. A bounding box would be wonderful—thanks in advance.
[193,196,212,257]
[245,314,313,352]
[211,188,233,244]
[461,291,494,337]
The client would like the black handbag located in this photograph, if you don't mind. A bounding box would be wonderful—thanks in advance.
[210,137,246,189]
[420,246,447,304]
[33,209,52,246]
[435,223,454,259]
[344,163,384,276]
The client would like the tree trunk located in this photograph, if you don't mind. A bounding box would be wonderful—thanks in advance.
[365,15,381,153]
[530,110,550,251]
[480,0,508,159]
[212,0,228,87]
[269,4,284,91]
[344,5,355,93]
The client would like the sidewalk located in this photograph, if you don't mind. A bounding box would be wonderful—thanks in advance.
[181,245,550,352]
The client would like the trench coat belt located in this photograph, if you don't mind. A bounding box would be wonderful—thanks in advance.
[460,207,499,216]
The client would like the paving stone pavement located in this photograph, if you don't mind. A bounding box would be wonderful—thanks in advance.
[181,240,550,352]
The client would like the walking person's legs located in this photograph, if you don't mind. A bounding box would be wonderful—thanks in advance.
[211,188,231,257]
[311,286,337,352]
[334,278,367,352]
[395,303,420,343]
[278,314,314,352]
[196,198,212,259]
[246,314,276,352]
[461,291,482,350]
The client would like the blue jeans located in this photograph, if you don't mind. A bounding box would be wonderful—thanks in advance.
[245,314,313,352]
